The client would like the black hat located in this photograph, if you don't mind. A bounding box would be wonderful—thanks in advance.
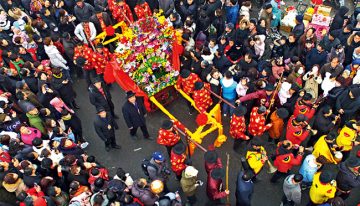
[204,151,218,163]
[233,105,247,117]
[211,168,225,179]
[96,44,104,49]
[258,106,266,114]
[32,138,43,147]
[264,84,275,91]
[126,91,136,99]
[94,6,103,13]
[75,57,87,67]
[180,69,191,78]
[346,157,360,168]
[92,77,103,84]
[294,174,303,183]
[295,114,308,122]
[296,15,303,22]
[161,120,173,130]
[251,137,263,146]
[276,108,289,119]
[302,93,313,101]
[325,132,336,141]
[96,106,106,113]
[319,171,334,184]
[264,4,272,9]
[173,143,186,155]
[194,81,204,91]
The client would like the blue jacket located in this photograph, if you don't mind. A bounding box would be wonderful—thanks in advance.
[220,78,237,100]
[299,154,318,183]
[225,4,239,25]
[305,48,328,70]
[236,171,254,206]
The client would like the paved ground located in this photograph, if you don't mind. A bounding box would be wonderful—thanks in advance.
[74,0,360,205]
[74,77,359,206]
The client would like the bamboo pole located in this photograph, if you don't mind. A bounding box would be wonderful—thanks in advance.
[226,153,230,205]
[205,88,236,108]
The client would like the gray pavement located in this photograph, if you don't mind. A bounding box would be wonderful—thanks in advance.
[74,78,360,206]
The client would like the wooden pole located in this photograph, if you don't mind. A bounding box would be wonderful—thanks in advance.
[205,88,236,108]
[173,126,208,152]
[226,153,230,205]
[266,72,283,119]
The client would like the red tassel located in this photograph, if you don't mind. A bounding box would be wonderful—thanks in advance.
[104,64,116,84]
[196,113,208,126]
[106,26,115,36]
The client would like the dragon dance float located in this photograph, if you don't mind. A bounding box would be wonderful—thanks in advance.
[96,12,227,154]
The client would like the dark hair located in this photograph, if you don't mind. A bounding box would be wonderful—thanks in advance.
[293,174,303,183]
[44,37,52,46]
[225,71,232,78]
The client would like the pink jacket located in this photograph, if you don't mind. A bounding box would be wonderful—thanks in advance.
[21,127,42,145]
[50,97,74,114]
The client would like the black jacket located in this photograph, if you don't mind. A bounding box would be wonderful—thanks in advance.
[88,84,113,112]
[312,109,335,135]
[122,98,147,128]
[51,74,75,105]
[94,115,115,142]
[74,3,95,22]
[89,12,113,34]
[336,162,360,191]
[213,55,232,74]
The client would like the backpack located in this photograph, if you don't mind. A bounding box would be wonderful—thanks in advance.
[141,158,157,177]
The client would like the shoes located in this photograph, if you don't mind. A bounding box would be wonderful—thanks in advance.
[111,145,121,149]
[80,142,89,149]
[105,146,111,152]
[145,136,154,140]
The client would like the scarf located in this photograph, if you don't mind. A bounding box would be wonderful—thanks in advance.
[82,23,91,40]
[97,13,106,31]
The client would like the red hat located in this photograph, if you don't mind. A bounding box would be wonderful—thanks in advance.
[33,197,47,206]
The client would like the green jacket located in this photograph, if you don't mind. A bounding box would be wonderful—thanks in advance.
[180,171,197,196]
[26,113,46,134]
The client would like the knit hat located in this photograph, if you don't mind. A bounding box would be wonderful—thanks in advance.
[184,166,198,178]
[161,120,173,130]
[172,143,186,155]
[264,84,275,91]
[126,91,136,99]
[180,69,191,78]
[204,151,217,163]
[152,151,165,161]
[319,171,334,184]
[194,81,204,91]
[276,108,289,119]
[211,168,225,179]
[233,105,247,117]
[346,157,360,168]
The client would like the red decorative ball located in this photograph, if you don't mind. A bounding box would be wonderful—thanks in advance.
[196,113,208,126]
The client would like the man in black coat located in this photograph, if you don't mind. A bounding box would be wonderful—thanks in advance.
[213,50,232,74]
[89,7,113,34]
[121,91,152,140]
[51,67,79,109]
[88,77,118,127]
[236,170,254,206]
[94,107,120,152]
[336,157,360,200]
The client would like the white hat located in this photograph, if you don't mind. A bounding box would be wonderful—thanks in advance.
[184,166,198,178]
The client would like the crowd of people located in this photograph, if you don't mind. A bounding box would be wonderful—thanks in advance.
[0,0,359,205]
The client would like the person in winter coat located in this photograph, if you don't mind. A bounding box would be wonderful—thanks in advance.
[51,67,78,109]
[327,44,346,64]
[305,43,328,70]
[230,105,249,151]
[43,38,69,74]
[131,178,158,206]
[74,21,97,45]
[203,0,221,21]
[73,0,95,22]
[299,154,321,188]
[259,4,273,30]
[320,31,341,53]
[292,15,305,40]
[312,132,340,164]
[121,91,151,140]
[246,138,268,176]
[204,149,223,174]
[329,6,350,32]
[268,108,289,144]
[179,0,197,20]
[147,151,170,182]
[281,174,303,206]
[25,107,46,134]
[20,126,42,145]
[336,120,360,161]
[61,110,86,144]
[309,171,337,205]
[157,119,181,156]
[89,7,113,34]
[303,65,322,100]
[93,108,120,152]
[320,57,344,79]
[206,168,229,202]
[271,140,304,183]
[335,157,360,200]
[220,71,237,116]
[206,69,223,104]
[225,0,239,25]
[335,86,360,125]
[236,170,254,206]
[180,166,200,205]
[158,0,175,17]
[344,32,360,66]
[89,77,116,119]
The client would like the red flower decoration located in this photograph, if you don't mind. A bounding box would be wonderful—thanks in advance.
[106,26,115,36]
[196,113,208,126]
